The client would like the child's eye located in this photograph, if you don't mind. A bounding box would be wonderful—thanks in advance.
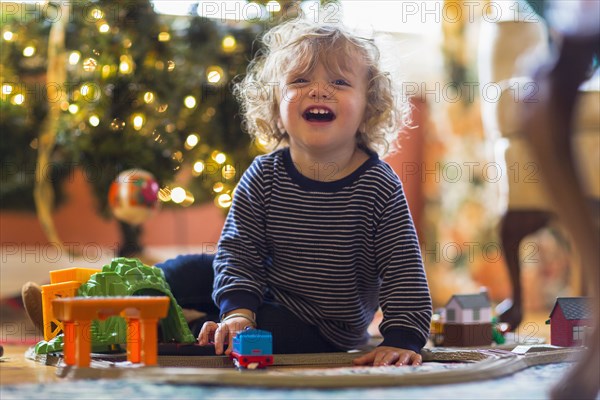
[332,79,350,86]
[290,78,309,84]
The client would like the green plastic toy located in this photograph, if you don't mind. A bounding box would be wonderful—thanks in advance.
[35,258,195,354]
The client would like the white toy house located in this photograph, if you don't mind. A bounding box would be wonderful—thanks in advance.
[443,293,492,324]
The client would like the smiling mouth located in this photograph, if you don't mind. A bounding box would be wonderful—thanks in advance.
[303,107,336,122]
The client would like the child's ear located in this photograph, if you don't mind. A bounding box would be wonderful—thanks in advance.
[358,121,367,134]
[276,118,286,134]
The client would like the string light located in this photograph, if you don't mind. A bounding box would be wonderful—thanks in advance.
[171,187,186,203]
[184,96,197,109]
[167,60,175,71]
[170,187,194,206]
[222,165,236,180]
[68,104,79,114]
[158,32,171,42]
[69,51,81,65]
[83,58,97,72]
[151,130,164,144]
[88,115,100,127]
[12,94,25,105]
[110,118,125,131]
[23,46,35,57]
[185,133,200,149]
[207,66,223,83]
[91,8,104,19]
[216,193,233,208]
[101,65,112,79]
[132,114,144,130]
[172,151,183,163]
[193,161,205,175]
[119,55,133,74]
[3,31,13,41]
[2,84,13,95]
[213,182,224,193]
[143,92,155,103]
[99,23,110,33]
[80,84,91,97]
[212,151,226,164]
[222,35,236,52]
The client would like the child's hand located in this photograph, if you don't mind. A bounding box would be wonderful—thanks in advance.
[197,317,253,355]
[352,346,422,367]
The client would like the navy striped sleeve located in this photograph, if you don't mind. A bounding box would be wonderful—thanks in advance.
[375,181,432,351]
[212,157,268,316]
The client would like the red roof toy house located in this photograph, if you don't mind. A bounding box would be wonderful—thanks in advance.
[442,292,493,347]
[546,297,593,347]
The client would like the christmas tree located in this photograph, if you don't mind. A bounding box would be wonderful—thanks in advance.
[1,0,324,254]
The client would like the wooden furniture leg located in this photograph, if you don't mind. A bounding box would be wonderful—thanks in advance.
[499,210,553,329]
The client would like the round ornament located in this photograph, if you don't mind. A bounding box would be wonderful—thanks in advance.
[108,169,160,225]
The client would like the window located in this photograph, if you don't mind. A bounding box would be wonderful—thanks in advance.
[573,325,586,342]
[473,308,480,321]
[447,309,456,322]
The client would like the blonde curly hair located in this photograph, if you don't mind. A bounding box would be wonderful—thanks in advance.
[233,17,410,157]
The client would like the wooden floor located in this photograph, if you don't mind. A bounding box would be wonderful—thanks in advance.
[0,344,60,385]
[0,311,551,387]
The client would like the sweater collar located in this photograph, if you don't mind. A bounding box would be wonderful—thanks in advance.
[281,146,379,192]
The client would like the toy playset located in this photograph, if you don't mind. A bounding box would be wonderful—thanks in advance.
[23,258,592,391]
[35,257,194,356]
[34,257,276,370]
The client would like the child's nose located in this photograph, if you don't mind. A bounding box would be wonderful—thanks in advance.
[308,83,330,99]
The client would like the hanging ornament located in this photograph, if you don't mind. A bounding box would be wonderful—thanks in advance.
[108,169,160,225]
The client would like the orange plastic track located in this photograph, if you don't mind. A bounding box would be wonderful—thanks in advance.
[52,296,170,367]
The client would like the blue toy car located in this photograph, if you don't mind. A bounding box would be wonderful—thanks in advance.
[230,328,274,369]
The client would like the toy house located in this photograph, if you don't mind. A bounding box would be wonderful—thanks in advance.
[546,297,593,347]
[442,292,493,347]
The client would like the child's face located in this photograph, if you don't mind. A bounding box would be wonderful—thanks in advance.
[277,57,368,156]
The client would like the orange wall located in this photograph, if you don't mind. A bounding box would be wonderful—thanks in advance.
[387,99,427,238]
[0,170,225,250]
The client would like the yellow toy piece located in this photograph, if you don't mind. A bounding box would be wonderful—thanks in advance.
[41,268,99,341]
[49,267,99,285]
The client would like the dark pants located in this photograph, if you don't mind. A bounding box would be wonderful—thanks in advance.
[156,254,341,354]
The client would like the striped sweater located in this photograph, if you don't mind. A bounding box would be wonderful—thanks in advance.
[213,147,432,352]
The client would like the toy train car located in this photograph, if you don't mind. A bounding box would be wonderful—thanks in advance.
[230,328,274,369]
